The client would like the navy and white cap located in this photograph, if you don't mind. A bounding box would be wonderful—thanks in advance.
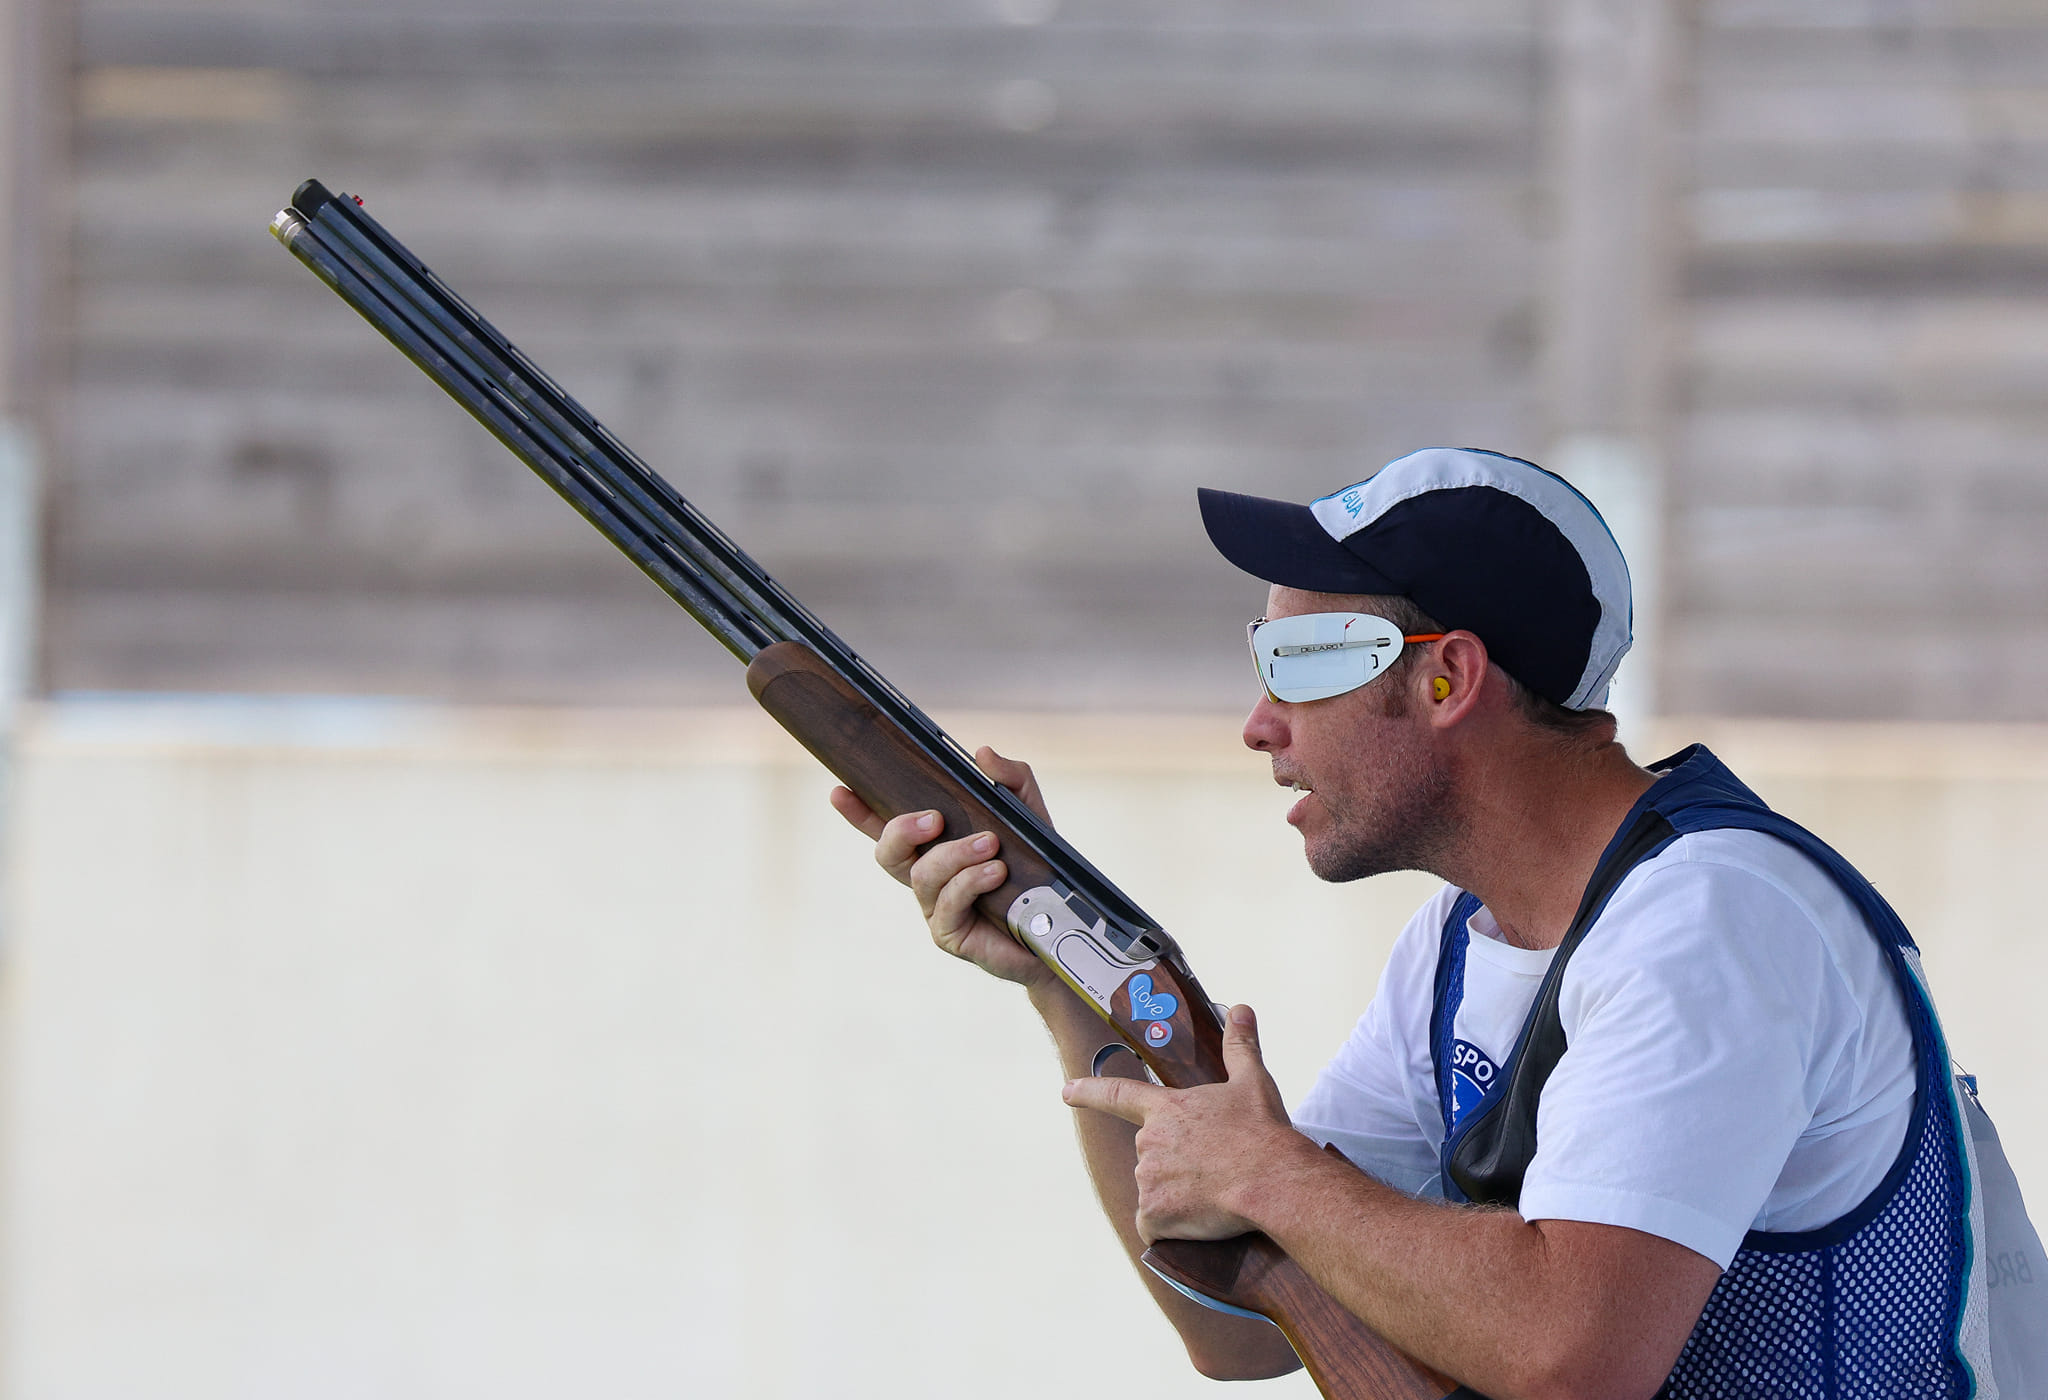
[1198,447,1632,710]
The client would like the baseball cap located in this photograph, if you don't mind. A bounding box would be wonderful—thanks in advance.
[1198,447,1632,710]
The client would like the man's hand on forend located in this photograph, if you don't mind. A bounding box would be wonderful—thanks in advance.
[830,746,1055,989]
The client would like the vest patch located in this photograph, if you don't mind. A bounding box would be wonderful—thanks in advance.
[1448,1038,1499,1129]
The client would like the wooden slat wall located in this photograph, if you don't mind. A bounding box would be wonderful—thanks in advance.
[52,1,1546,708]
[46,0,2048,717]
[1674,2,2048,720]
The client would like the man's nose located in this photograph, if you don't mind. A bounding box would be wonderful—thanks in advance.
[1243,694,1289,753]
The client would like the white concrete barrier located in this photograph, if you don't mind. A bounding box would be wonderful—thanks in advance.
[2,700,2041,1399]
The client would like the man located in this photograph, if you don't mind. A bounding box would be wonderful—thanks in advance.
[830,448,2038,1399]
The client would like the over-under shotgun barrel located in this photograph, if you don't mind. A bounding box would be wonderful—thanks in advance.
[271,179,1461,1400]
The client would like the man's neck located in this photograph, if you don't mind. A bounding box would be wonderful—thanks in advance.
[1438,741,1659,951]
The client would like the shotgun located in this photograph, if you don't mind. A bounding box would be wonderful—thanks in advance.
[269,179,1460,1400]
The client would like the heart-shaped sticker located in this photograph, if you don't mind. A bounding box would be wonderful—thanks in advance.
[1127,973,1179,1023]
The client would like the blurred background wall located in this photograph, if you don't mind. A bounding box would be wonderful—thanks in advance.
[0,1,2044,1397]
[37,0,2048,716]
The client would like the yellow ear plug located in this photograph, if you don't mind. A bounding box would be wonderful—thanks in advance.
[1433,677,1451,701]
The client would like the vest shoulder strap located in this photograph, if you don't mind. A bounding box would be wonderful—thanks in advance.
[1443,807,1676,1205]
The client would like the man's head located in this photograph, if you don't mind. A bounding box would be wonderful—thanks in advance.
[1202,449,1636,882]
[1200,447,1633,713]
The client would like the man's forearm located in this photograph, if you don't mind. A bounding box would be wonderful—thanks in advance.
[1025,979,1302,1379]
[1223,1143,1719,1400]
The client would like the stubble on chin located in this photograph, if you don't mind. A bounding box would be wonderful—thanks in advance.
[1303,679,1456,884]
[1304,759,1454,883]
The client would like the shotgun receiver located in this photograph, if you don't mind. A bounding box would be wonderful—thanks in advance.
[269,179,1458,1400]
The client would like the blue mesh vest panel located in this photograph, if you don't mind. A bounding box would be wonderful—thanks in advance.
[1430,746,1976,1398]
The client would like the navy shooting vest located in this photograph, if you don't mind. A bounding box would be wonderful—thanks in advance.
[1430,745,1996,1398]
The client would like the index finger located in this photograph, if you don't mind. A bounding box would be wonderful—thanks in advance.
[1061,1071,1168,1126]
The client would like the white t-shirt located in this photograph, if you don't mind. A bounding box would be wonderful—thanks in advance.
[1292,829,1918,1269]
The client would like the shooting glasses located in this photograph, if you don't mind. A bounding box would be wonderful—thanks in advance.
[1248,612,1445,704]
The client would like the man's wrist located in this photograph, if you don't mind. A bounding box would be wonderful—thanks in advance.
[1218,1129,1353,1240]
[1025,970,1093,1021]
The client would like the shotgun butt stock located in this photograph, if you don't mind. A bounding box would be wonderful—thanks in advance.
[746,640,1460,1400]
[1143,1234,1461,1400]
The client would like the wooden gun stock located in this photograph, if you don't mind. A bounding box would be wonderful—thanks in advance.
[748,640,1461,1400]
[1145,1236,1459,1400]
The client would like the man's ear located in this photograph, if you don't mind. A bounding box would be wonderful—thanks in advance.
[1427,631,1490,726]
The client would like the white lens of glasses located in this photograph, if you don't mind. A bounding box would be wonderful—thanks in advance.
[1252,613,1405,702]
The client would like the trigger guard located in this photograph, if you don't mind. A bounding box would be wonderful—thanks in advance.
[1089,1043,1162,1085]
[1090,1043,1133,1077]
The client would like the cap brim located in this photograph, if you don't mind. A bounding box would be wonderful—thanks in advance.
[1198,487,1399,595]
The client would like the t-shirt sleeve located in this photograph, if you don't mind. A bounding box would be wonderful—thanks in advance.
[1517,849,1859,1267]
[1291,887,1457,1198]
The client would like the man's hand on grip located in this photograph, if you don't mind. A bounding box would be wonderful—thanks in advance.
[829,746,1054,989]
[1061,1004,1310,1244]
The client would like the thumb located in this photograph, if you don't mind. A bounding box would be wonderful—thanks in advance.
[975,746,1050,822]
[1222,1004,1267,1081]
